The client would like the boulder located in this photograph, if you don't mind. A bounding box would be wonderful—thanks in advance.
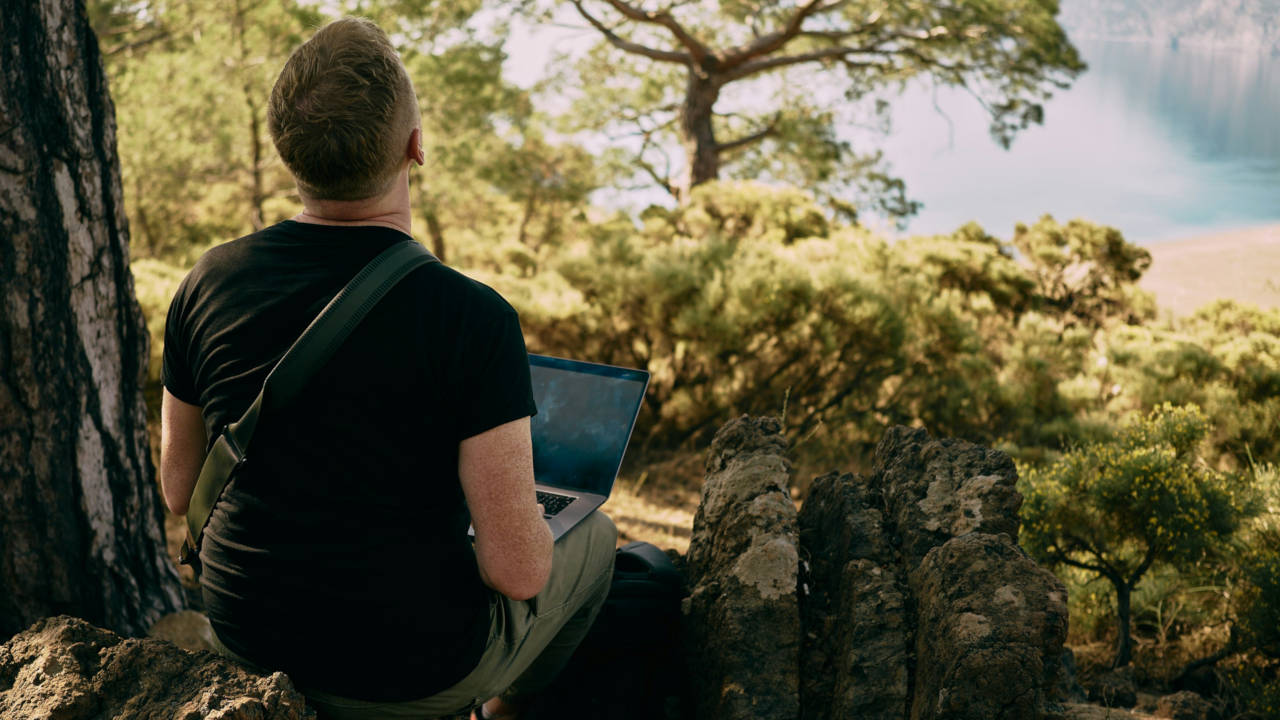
[0,615,313,719]
[872,426,1023,569]
[909,532,1069,718]
[796,425,1067,720]
[1053,703,1160,720]
[683,415,801,720]
[1154,691,1221,720]
[797,471,909,720]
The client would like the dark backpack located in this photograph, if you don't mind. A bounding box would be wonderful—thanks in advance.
[533,541,686,719]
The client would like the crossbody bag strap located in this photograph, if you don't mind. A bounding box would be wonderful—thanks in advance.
[183,240,438,558]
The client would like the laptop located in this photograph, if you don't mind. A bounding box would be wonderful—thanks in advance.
[528,354,649,540]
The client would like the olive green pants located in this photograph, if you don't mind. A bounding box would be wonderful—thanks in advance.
[213,511,617,720]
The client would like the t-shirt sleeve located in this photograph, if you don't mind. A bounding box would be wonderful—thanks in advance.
[161,277,200,405]
[454,306,538,441]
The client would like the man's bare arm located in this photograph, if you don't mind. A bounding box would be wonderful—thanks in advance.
[160,389,206,516]
[459,416,553,601]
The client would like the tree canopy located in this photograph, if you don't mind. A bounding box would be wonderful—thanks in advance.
[555,0,1085,217]
[1019,404,1254,667]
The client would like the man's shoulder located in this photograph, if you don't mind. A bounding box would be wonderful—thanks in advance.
[414,263,519,318]
[182,231,264,287]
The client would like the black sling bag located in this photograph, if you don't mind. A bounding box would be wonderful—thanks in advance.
[178,240,438,570]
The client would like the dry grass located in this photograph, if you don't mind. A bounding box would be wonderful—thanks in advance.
[1140,224,1280,318]
[609,451,706,554]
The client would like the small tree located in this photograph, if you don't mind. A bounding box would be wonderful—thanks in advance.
[1020,404,1251,667]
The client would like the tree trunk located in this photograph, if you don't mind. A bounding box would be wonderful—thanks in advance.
[1113,579,1134,667]
[676,72,721,202]
[234,0,265,231]
[424,206,447,263]
[0,0,184,640]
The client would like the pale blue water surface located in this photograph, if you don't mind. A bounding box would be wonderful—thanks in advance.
[877,40,1280,244]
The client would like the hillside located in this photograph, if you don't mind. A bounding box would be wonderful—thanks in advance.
[1059,0,1280,52]
[1140,224,1280,317]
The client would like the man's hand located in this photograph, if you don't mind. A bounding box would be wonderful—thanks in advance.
[160,389,206,516]
[459,416,553,600]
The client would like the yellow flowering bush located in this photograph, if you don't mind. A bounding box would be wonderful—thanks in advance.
[1019,404,1253,667]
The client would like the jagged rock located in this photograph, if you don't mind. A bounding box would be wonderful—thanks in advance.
[1054,703,1160,720]
[909,533,1069,718]
[797,471,908,720]
[683,415,801,720]
[0,615,313,719]
[873,426,1023,568]
[795,425,1067,720]
[1154,691,1221,720]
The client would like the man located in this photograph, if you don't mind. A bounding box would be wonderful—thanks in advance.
[160,17,616,720]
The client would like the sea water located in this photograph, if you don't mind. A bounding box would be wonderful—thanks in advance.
[878,40,1280,245]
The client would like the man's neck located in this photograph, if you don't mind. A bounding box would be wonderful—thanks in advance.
[293,170,413,236]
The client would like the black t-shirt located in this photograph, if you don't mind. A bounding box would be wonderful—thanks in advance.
[162,220,537,701]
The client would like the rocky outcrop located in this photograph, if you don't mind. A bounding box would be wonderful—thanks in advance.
[686,419,1070,720]
[3,419,1088,720]
[0,615,313,719]
[797,469,909,719]
[683,415,801,720]
[909,532,1068,717]
[801,426,1068,720]
[1154,691,1222,720]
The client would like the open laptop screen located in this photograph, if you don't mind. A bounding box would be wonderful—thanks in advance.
[529,355,649,496]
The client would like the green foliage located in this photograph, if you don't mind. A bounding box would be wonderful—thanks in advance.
[1021,404,1247,574]
[1012,215,1155,327]
[1020,403,1256,665]
[1225,659,1280,720]
[94,0,324,260]
[1093,302,1280,469]
[1236,462,1280,658]
[493,182,907,450]
[132,258,189,384]
[92,0,605,265]
[483,183,1167,461]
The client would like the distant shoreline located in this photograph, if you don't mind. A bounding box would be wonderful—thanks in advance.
[1068,34,1280,56]
[1139,223,1280,317]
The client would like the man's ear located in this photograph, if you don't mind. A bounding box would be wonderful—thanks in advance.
[408,127,425,166]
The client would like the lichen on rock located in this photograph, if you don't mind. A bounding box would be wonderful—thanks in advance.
[0,615,313,720]
[684,415,802,720]
[690,418,1071,720]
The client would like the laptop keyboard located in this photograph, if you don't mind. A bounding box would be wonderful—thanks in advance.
[537,491,575,517]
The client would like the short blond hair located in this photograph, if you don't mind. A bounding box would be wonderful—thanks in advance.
[268,18,418,201]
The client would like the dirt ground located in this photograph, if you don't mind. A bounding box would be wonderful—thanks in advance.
[1140,224,1280,318]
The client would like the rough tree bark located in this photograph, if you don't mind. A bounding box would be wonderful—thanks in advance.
[676,71,722,201]
[0,0,184,640]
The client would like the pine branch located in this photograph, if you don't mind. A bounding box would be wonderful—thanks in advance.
[596,0,710,62]
[723,43,885,82]
[716,112,781,153]
[571,0,691,64]
[720,0,853,68]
